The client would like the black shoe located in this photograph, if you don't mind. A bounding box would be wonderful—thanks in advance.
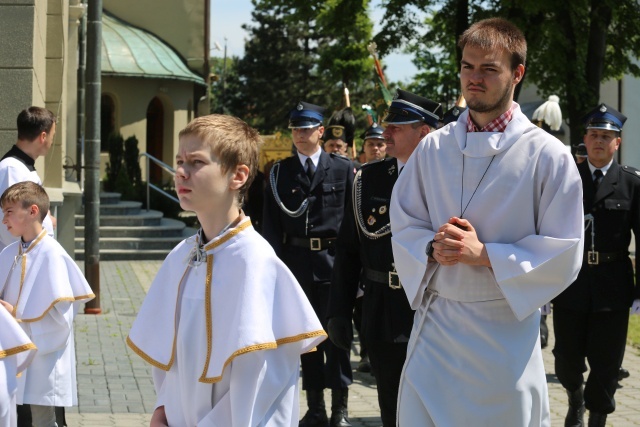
[330,388,352,427]
[357,356,371,373]
[565,387,585,427]
[540,334,548,349]
[300,390,328,427]
[587,412,607,427]
[618,367,630,381]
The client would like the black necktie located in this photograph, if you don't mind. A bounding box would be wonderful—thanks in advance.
[306,157,316,181]
[593,169,603,191]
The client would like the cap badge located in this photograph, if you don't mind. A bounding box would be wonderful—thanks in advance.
[600,105,607,113]
[367,215,377,226]
[333,128,343,137]
[393,92,399,100]
[297,102,304,111]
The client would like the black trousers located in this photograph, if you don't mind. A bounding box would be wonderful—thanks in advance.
[17,405,66,426]
[553,308,629,414]
[353,296,367,358]
[367,340,407,427]
[300,282,353,391]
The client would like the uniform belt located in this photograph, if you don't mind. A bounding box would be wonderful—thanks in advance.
[364,268,402,290]
[585,250,628,266]
[285,235,336,251]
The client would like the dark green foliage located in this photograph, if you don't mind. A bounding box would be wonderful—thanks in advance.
[124,136,142,188]
[104,132,124,192]
[104,133,142,201]
[214,0,376,134]
[376,0,640,146]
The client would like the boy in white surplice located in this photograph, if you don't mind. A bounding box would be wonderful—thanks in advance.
[128,114,326,427]
[0,304,36,427]
[0,182,94,427]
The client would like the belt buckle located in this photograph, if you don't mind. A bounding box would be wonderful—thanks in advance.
[389,271,402,289]
[587,251,599,265]
[310,238,322,251]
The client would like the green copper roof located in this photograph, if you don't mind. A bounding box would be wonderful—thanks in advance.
[102,13,205,85]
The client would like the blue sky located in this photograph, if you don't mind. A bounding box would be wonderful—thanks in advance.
[209,0,419,83]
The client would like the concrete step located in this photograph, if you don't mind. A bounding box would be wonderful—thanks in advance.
[74,249,172,261]
[75,236,185,251]
[100,192,121,205]
[75,209,163,227]
[98,200,142,216]
[75,217,186,238]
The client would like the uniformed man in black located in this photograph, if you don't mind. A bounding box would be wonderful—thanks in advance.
[327,90,443,426]
[552,104,640,427]
[262,101,355,427]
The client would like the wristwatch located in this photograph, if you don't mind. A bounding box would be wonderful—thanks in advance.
[426,240,435,258]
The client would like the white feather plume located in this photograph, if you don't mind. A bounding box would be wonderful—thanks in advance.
[532,95,562,131]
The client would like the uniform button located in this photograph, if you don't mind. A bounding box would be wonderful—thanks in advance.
[309,224,314,228]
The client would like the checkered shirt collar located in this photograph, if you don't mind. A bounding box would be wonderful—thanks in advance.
[467,103,516,133]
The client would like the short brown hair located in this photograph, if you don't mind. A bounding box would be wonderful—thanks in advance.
[458,18,527,70]
[178,114,261,202]
[1,182,50,222]
[17,107,56,141]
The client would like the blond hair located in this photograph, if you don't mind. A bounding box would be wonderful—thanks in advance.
[179,115,261,202]
[458,18,527,70]
[0,181,50,222]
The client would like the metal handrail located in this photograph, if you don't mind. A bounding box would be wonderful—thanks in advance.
[138,152,179,211]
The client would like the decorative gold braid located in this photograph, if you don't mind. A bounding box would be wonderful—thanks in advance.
[16,294,95,323]
[11,230,50,318]
[198,254,215,382]
[127,266,191,371]
[126,336,171,371]
[0,342,36,359]
[203,220,251,252]
[198,330,327,384]
[276,330,327,345]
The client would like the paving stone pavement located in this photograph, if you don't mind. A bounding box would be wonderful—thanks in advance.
[67,261,640,426]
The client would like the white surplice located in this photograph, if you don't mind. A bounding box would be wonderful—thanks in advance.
[128,218,326,426]
[0,231,94,406]
[390,104,583,426]
[0,306,36,427]
[0,157,54,250]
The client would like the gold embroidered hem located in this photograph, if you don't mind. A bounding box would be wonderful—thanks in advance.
[198,330,328,384]
[16,294,95,323]
[0,342,36,358]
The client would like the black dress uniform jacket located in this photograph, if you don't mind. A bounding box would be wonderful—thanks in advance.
[553,160,640,311]
[263,150,355,286]
[329,158,414,344]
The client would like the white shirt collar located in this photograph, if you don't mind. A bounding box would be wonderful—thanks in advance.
[297,147,322,169]
[588,159,613,176]
[396,159,406,172]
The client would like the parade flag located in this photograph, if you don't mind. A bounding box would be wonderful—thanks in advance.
[368,43,392,123]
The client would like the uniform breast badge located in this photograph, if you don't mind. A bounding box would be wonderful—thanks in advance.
[379,205,387,215]
[367,215,376,226]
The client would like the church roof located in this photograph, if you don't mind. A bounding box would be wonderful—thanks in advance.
[102,12,205,85]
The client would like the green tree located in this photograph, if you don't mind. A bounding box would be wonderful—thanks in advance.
[376,0,640,146]
[228,0,376,133]
[209,56,241,115]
